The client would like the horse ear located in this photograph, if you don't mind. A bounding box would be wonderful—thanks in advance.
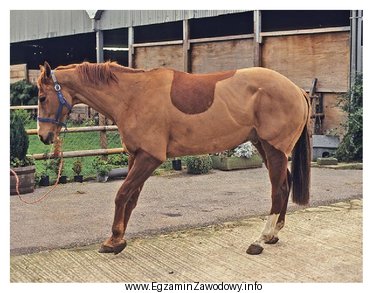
[43,61,52,79]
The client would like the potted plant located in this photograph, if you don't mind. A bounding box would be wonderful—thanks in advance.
[211,142,262,171]
[172,158,182,171]
[50,157,67,184]
[92,157,112,182]
[185,155,212,175]
[72,158,84,183]
[39,154,52,186]
[10,110,36,195]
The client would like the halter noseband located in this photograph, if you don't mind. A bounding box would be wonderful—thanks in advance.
[37,70,72,129]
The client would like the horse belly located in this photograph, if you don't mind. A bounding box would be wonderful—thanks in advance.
[167,125,254,157]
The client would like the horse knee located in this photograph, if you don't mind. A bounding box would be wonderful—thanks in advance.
[114,189,132,206]
[115,193,126,206]
[126,195,139,210]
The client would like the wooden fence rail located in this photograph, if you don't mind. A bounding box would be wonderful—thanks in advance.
[26,125,119,135]
[31,148,125,160]
[10,104,87,110]
[11,105,123,160]
[27,125,124,160]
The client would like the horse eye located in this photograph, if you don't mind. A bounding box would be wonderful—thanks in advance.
[39,96,46,103]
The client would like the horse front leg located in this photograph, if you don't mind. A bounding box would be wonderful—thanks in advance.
[99,150,161,254]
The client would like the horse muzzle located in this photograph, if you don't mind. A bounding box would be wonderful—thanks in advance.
[39,132,55,145]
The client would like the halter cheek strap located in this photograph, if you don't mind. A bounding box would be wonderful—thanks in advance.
[37,70,72,129]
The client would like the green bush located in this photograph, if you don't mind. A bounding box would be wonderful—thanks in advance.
[92,157,112,176]
[335,73,363,162]
[108,153,128,166]
[10,110,33,167]
[186,155,212,174]
[10,80,38,106]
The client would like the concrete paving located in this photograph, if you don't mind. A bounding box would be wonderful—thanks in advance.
[10,166,363,282]
[10,167,362,255]
[10,199,362,282]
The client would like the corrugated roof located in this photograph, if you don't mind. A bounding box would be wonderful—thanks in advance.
[10,10,92,43]
[10,10,247,43]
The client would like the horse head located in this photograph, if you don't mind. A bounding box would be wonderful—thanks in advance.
[37,61,73,145]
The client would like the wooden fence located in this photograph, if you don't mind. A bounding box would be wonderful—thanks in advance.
[27,125,125,160]
[11,106,125,160]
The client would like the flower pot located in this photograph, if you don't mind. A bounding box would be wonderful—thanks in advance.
[58,175,68,184]
[39,175,50,187]
[10,165,36,195]
[211,154,262,171]
[172,159,182,171]
[97,174,109,182]
[73,175,83,183]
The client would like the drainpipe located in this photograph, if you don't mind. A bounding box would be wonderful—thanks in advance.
[95,29,104,63]
[356,10,363,75]
[86,10,104,63]
[86,10,107,153]
[253,10,262,67]
[350,10,363,86]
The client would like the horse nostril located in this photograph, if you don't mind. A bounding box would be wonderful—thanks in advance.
[39,133,54,145]
[46,132,55,144]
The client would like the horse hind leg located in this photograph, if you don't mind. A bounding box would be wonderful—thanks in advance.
[251,140,290,245]
[265,169,292,245]
[247,140,289,255]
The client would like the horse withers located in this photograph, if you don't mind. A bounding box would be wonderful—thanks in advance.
[37,61,311,255]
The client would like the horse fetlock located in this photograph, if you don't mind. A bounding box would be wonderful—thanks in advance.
[260,233,275,243]
[276,220,285,231]
[99,237,127,254]
[265,236,279,245]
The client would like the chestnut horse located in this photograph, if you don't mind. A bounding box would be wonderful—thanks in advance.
[37,61,310,255]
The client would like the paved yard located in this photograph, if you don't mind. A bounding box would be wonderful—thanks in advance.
[10,167,362,255]
[10,199,362,282]
[10,166,363,282]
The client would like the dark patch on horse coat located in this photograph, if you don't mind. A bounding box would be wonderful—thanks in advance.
[170,70,235,114]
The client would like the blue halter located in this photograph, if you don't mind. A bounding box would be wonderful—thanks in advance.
[37,70,72,129]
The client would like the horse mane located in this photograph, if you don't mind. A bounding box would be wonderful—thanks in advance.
[55,61,146,85]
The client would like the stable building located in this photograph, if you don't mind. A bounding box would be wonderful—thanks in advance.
[10,10,363,136]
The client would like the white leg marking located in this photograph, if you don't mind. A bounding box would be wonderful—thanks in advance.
[252,214,280,247]
[273,220,284,238]
[261,214,280,240]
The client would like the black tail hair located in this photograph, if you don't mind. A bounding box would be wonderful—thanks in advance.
[291,123,311,205]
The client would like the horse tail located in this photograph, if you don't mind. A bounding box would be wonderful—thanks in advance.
[291,90,311,205]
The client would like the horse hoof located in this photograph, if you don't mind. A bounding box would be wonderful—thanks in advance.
[113,240,127,255]
[246,244,264,255]
[99,244,114,253]
[99,239,127,254]
[265,237,279,245]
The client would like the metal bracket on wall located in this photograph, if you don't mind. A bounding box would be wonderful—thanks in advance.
[309,78,325,135]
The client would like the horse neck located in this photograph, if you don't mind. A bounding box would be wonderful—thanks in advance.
[58,69,121,121]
